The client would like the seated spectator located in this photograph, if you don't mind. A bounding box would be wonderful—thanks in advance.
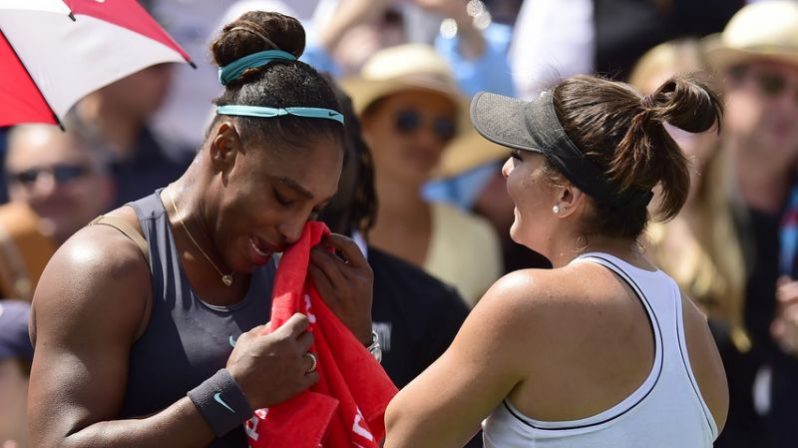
[67,64,195,206]
[0,299,34,448]
[343,44,503,306]
[0,125,113,299]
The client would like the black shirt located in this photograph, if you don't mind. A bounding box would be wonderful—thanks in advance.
[369,247,469,389]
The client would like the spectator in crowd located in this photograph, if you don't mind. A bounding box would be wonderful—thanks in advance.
[343,43,503,306]
[67,64,195,206]
[28,12,374,447]
[509,0,741,100]
[0,299,34,448]
[0,125,114,300]
[632,38,750,374]
[319,74,470,390]
[706,2,798,447]
[386,73,727,448]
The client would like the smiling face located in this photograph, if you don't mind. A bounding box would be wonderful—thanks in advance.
[725,60,798,164]
[209,130,343,274]
[501,150,561,251]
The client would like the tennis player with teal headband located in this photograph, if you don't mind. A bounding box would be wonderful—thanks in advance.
[29,11,376,448]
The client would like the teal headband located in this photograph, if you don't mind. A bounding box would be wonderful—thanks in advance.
[217,105,344,124]
[218,49,296,85]
[217,50,344,125]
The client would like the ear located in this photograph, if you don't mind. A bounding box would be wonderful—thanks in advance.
[209,121,242,172]
[554,181,586,218]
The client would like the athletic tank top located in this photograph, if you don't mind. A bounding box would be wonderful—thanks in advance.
[482,252,719,447]
[117,191,276,447]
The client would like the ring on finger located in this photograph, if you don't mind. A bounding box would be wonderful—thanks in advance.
[304,352,318,373]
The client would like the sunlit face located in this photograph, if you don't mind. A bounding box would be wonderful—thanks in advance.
[501,150,559,250]
[361,90,458,186]
[6,129,113,245]
[724,60,798,164]
[212,134,343,274]
[0,358,28,444]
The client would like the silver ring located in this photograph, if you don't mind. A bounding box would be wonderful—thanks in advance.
[304,352,318,373]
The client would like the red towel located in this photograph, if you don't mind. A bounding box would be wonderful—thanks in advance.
[245,222,398,447]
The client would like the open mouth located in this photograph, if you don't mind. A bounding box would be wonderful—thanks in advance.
[249,236,273,258]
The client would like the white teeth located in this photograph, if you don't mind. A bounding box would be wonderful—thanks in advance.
[250,237,270,257]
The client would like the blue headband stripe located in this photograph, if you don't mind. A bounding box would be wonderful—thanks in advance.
[218,49,297,85]
[217,105,345,125]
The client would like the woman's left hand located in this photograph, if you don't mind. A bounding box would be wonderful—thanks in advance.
[309,233,374,344]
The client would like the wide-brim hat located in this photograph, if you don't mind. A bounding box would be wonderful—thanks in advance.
[341,43,471,136]
[705,0,798,71]
[434,128,509,179]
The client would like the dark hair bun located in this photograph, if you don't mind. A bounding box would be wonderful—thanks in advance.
[211,11,305,72]
[646,74,723,134]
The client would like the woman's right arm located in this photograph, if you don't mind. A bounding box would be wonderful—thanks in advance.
[28,225,219,447]
[28,225,317,447]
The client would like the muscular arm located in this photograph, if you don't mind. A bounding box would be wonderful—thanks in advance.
[384,272,537,448]
[28,225,215,448]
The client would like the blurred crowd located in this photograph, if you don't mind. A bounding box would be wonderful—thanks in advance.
[2,0,798,447]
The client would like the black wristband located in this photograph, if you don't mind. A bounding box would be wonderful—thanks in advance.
[187,368,254,437]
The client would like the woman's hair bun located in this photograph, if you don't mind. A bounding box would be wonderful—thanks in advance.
[646,73,723,134]
[211,11,305,70]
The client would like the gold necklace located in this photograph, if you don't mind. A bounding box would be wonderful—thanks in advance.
[167,187,233,287]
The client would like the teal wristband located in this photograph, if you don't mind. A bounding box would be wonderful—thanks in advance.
[187,369,254,437]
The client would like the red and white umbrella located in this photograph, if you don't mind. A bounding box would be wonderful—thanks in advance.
[0,0,194,128]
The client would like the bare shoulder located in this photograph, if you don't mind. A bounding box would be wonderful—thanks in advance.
[466,268,579,345]
[681,294,729,432]
[31,206,150,345]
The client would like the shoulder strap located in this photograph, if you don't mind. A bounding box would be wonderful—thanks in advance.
[90,215,150,265]
[90,214,152,340]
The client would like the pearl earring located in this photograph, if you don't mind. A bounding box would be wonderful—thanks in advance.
[552,204,560,214]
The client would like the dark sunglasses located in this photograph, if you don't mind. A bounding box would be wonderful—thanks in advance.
[10,164,90,186]
[394,108,457,142]
[731,66,798,101]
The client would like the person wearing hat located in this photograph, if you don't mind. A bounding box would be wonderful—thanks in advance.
[343,43,502,306]
[705,2,798,446]
[0,299,33,448]
[384,73,729,447]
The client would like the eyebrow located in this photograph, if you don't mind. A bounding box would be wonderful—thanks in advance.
[273,175,315,200]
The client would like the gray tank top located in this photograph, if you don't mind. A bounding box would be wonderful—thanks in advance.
[118,191,275,447]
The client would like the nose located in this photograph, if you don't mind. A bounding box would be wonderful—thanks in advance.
[277,212,307,246]
[501,157,513,178]
[31,172,58,199]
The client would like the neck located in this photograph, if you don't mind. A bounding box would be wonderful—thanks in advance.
[374,174,429,227]
[730,138,792,213]
[167,162,246,299]
[545,229,644,269]
[77,95,142,159]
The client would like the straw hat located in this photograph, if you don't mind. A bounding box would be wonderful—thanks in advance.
[705,1,798,71]
[340,43,471,134]
[435,128,509,179]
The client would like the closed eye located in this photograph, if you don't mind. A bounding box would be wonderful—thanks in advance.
[273,188,295,207]
[511,150,523,160]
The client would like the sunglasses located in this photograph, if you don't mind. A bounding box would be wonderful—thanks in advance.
[9,164,90,186]
[394,108,457,143]
[731,66,798,102]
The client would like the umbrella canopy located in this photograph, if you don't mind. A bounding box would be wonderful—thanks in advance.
[0,0,193,128]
